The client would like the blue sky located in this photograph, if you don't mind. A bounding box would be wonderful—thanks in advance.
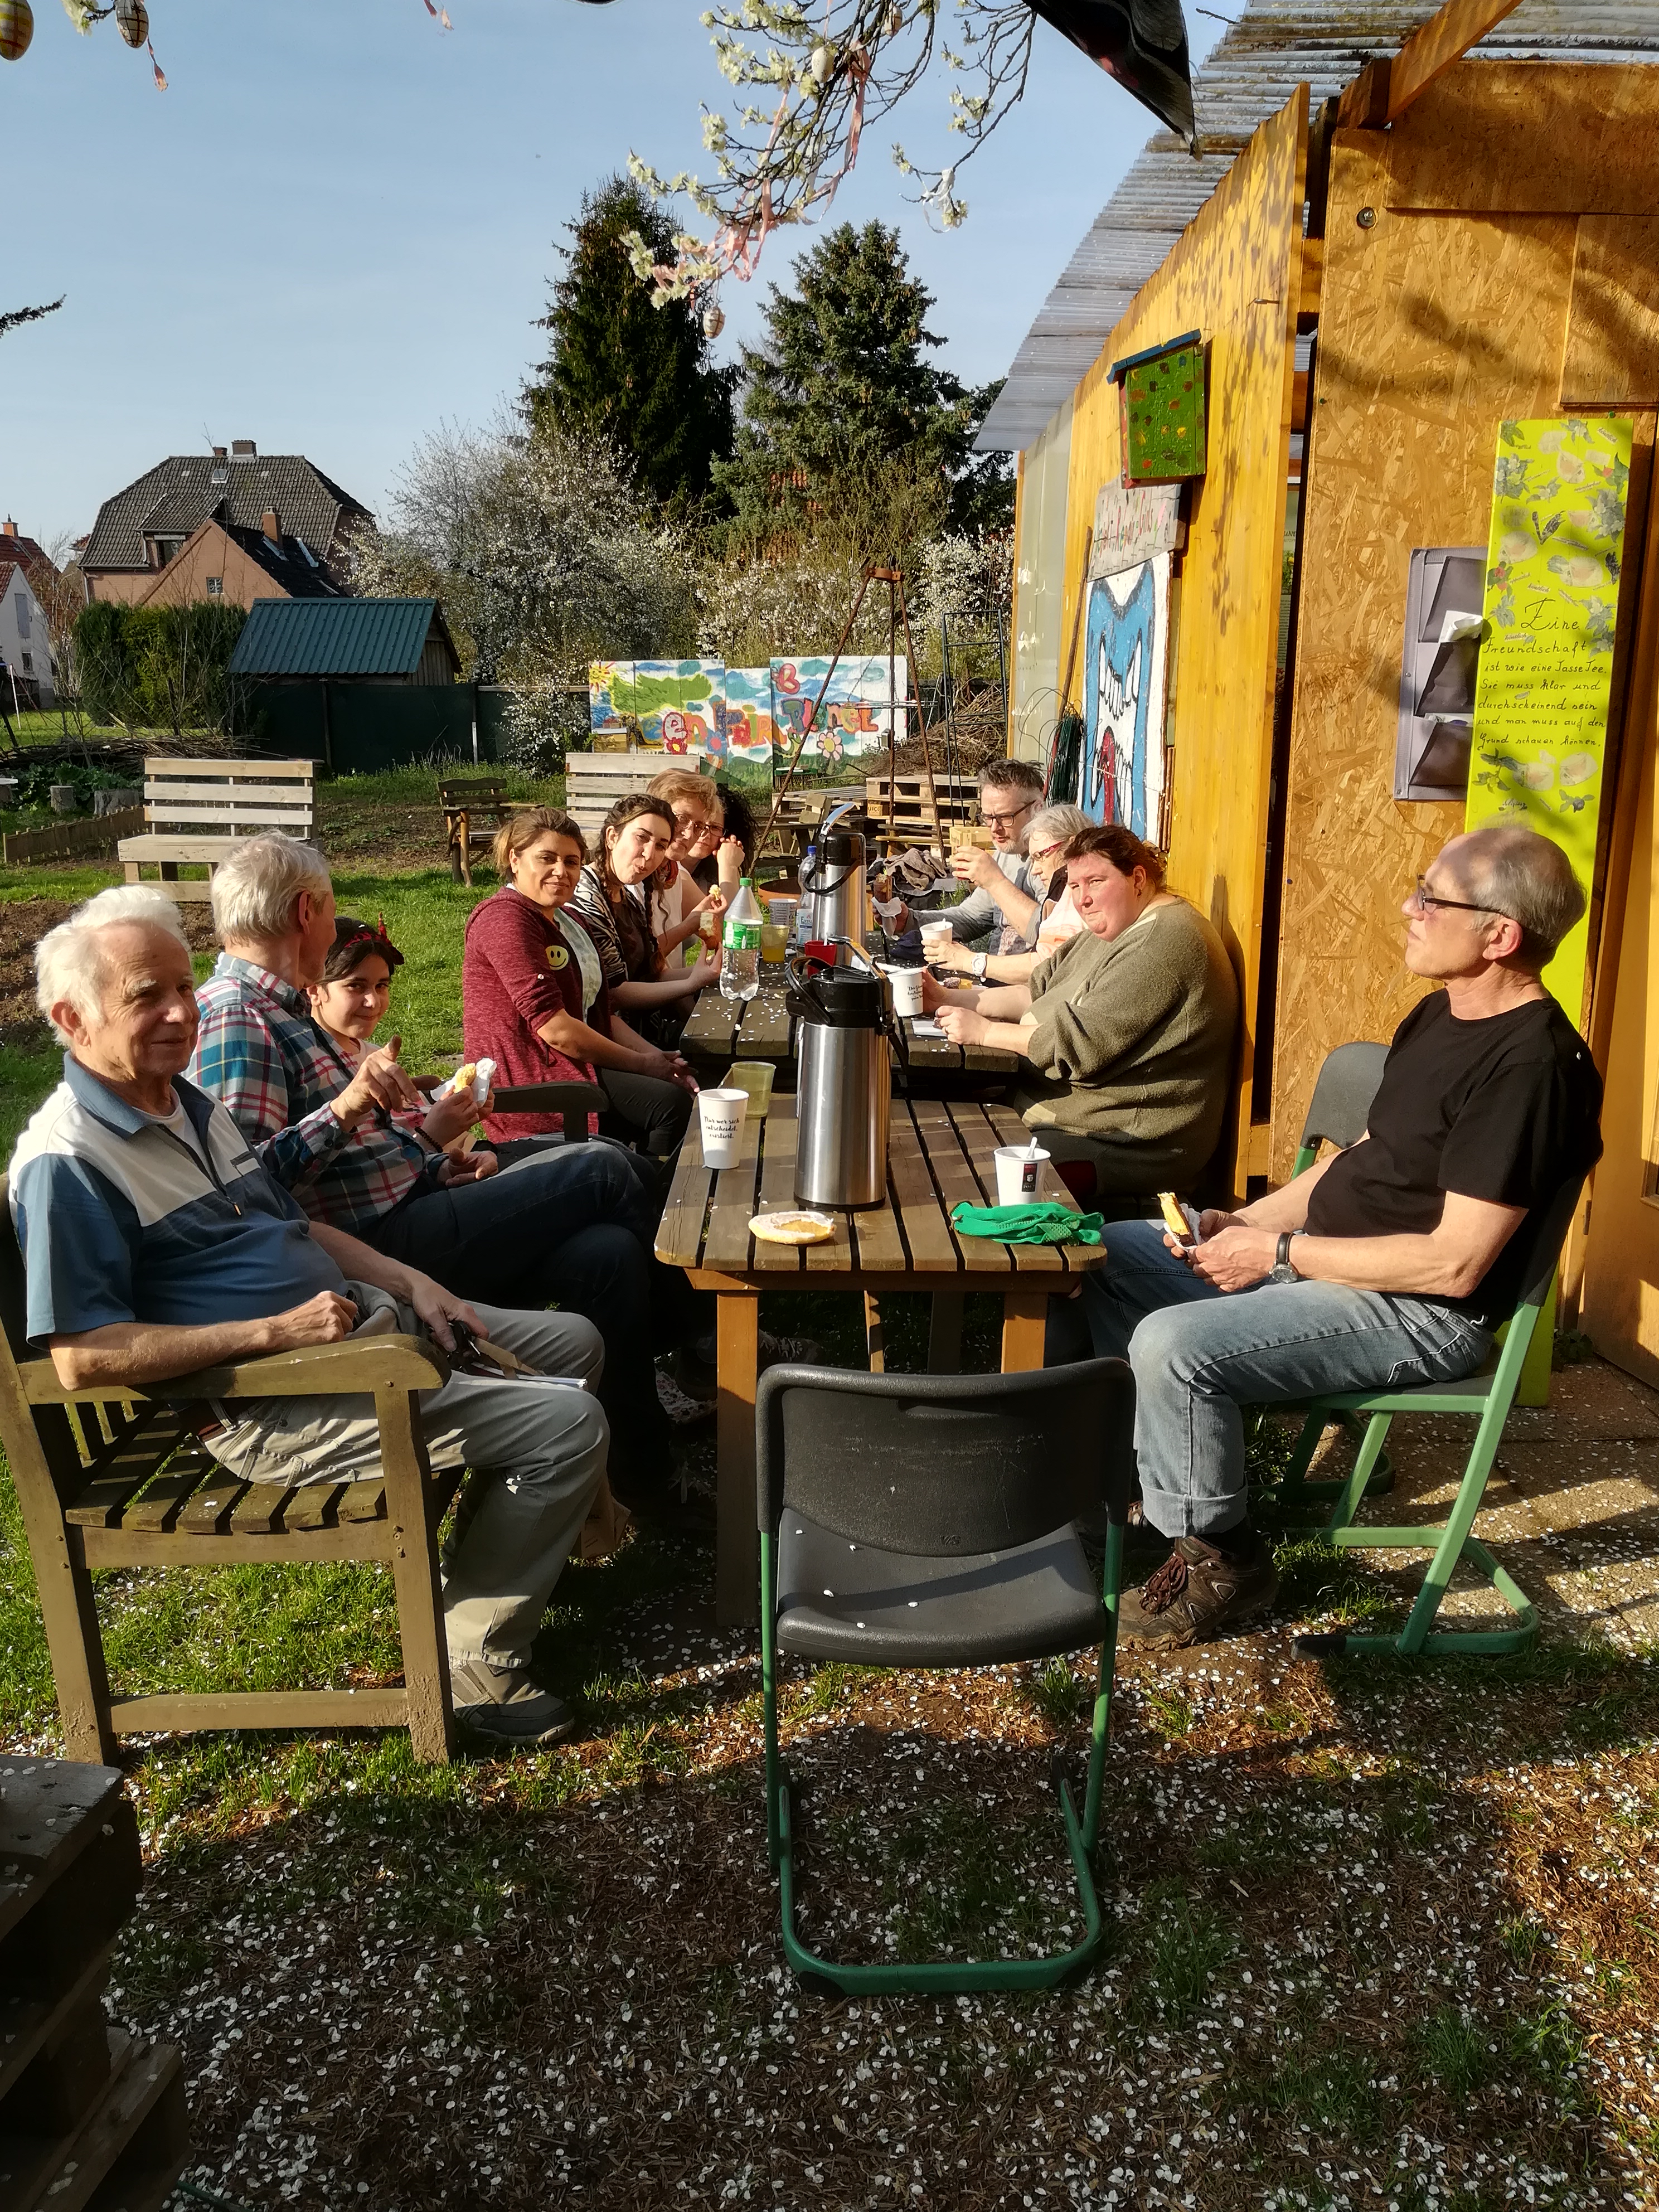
[2,0,1223,546]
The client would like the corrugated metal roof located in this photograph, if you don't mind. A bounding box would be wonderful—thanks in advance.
[978,0,1659,450]
[229,597,441,678]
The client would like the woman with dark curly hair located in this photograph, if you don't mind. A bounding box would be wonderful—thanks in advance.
[569,792,720,1049]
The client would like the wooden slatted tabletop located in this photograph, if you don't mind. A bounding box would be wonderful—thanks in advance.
[656,1090,1108,1622]
[679,974,795,1073]
[899,1012,1023,1078]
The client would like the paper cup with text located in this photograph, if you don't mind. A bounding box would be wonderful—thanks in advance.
[920,920,954,961]
[879,962,926,1017]
[994,1144,1050,1206]
[697,1086,750,1170]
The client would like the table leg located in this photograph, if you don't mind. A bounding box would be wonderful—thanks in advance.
[716,1291,760,1628]
[1000,1291,1049,1373]
[863,1292,885,1374]
[927,1293,966,1373]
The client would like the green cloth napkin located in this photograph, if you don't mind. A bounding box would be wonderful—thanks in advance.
[949,1201,1103,1245]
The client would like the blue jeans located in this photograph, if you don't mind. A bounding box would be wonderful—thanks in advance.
[1060,1220,1491,1541]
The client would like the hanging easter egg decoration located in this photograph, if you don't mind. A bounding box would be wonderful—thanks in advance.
[702,302,725,341]
[116,0,148,48]
[809,39,833,84]
[0,0,34,62]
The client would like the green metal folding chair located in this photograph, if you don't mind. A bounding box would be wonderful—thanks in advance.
[757,1357,1136,1995]
[1282,1172,1585,1663]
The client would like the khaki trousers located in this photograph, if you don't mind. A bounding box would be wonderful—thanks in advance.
[203,1298,608,1671]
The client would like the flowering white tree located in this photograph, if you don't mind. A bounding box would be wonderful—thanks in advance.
[625,0,1196,304]
[350,415,697,765]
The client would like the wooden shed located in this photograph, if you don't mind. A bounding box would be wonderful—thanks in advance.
[982,0,1659,1384]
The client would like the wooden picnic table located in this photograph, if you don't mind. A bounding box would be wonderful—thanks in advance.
[655,1090,1109,1623]
[679,972,795,1080]
[899,1011,1023,1080]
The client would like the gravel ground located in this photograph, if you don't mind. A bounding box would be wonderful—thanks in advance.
[21,1361,1659,2211]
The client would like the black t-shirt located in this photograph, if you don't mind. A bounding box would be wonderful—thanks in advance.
[1303,991,1603,1326]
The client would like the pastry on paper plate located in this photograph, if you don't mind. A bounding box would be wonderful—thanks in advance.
[750,1211,836,1245]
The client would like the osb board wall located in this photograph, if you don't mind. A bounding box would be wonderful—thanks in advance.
[1384,64,1659,216]
[1578,662,1659,1385]
[1059,88,1307,1200]
[1272,77,1659,1181]
[1562,217,1659,410]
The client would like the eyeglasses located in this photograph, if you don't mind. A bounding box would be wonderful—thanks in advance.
[1028,843,1065,869]
[1409,875,1501,919]
[982,798,1039,828]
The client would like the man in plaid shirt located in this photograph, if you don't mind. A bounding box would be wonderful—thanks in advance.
[187,835,701,1520]
[192,946,471,1235]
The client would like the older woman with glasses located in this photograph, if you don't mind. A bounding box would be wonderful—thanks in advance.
[927,802,1090,983]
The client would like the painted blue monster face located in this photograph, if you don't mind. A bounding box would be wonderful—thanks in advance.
[1084,564,1157,838]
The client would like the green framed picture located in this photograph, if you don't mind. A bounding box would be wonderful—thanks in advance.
[1117,335,1207,486]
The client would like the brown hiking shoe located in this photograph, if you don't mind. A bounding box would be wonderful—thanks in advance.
[1119,1532,1279,1649]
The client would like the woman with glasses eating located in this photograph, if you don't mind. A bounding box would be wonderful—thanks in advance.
[926,802,1090,982]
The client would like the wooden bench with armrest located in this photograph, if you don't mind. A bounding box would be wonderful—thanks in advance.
[0,1177,462,1763]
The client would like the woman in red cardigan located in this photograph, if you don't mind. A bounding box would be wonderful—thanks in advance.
[463,807,697,1160]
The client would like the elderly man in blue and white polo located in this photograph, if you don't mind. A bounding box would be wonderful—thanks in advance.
[9,885,607,1748]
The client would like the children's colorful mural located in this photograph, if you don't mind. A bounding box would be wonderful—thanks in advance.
[769,656,906,768]
[589,658,905,767]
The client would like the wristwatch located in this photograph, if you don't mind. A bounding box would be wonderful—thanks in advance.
[971,952,989,981]
[1267,1231,1301,1286]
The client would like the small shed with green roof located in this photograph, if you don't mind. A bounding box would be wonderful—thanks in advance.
[229,596,460,686]
[231,597,481,773]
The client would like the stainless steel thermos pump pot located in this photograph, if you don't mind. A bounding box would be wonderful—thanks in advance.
[785,948,892,1210]
[799,828,868,949]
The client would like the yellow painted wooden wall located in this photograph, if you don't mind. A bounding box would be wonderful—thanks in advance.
[1058,89,1307,1200]
[1273,64,1659,1181]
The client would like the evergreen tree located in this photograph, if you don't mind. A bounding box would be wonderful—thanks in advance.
[714,222,1011,540]
[526,176,734,511]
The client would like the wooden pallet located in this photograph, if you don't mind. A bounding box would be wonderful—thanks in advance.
[564,750,711,842]
[118,756,314,905]
[0,1762,188,2212]
[864,774,979,848]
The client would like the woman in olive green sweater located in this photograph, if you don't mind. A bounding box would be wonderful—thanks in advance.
[922,823,1238,1200]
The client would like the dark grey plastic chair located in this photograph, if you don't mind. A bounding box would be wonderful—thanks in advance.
[756,1357,1136,1995]
[1290,1040,1389,1173]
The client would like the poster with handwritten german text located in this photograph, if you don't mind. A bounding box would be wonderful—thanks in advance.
[1464,415,1632,1017]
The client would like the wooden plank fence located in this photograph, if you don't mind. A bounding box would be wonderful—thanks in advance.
[2,808,145,867]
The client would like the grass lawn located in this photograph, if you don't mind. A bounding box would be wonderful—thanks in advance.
[1,845,1657,2209]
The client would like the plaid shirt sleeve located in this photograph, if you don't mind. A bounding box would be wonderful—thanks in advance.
[189,992,354,1191]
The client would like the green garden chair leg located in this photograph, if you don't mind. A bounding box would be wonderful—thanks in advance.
[1291,1312,1542,1664]
[761,1526,1120,1996]
[1267,1411,1394,1523]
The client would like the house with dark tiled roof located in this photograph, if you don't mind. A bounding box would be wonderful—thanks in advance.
[81,440,372,606]
[0,519,60,596]
[128,509,347,611]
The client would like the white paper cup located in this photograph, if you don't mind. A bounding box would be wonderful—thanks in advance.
[880,963,926,1017]
[698,1086,749,1170]
[921,920,953,959]
[995,1144,1049,1206]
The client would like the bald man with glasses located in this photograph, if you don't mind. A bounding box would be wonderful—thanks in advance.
[1049,825,1603,1652]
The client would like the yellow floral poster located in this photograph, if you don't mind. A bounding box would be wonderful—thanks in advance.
[1465,415,1632,1016]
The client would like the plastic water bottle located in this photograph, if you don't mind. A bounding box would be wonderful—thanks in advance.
[720,877,763,1002]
